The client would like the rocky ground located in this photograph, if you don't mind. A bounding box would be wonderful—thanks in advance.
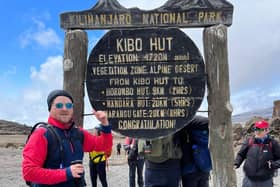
[0,134,129,187]
[1,117,280,186]
[0,147,129,187]
[232,116,280,147]
[1,146,280,187]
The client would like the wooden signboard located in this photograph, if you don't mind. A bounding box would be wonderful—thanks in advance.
[86,28,206,139]
[60,0,233,29]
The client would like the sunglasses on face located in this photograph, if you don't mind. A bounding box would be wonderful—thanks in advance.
[254,128,268,132]
[54,102,73,109]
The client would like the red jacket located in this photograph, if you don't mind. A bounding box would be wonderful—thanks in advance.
[22,116,113,185]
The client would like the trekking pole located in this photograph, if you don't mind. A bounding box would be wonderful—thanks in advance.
[82,113,95,116]
[197,110,209,113]
[106,159,109,171]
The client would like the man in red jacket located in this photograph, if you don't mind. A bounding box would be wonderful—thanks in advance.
[22,89,113,187]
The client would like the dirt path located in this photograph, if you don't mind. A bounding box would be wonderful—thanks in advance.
[0,147,129,187]
[1,147,280,187]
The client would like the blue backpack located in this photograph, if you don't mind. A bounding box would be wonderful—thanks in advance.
[190,129,212,172]
[180,116,212,174]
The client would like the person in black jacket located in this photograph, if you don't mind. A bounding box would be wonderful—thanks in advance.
[234,120,280,187]
[124,137,144,187]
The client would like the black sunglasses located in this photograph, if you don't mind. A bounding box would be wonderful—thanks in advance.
[254,127,268,132]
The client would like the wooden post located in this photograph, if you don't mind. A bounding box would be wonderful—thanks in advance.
[203,24,237,187]
[273,100,280,118]
[63,30,88,127]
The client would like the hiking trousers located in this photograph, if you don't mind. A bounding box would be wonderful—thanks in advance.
[242,176,273,187]
[145,160,181,187]
[128,159,144,187]
[89,160,108,187]
[182,172,210,187]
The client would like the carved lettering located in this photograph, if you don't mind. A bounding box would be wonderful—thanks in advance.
[136,87,150,95]
[130,65,148,75]
[198,11,222,22]
[109,78,130,86]
[116,38,142,52]
[98,53,139,64]
[174,64,198,73]
[152,87,165,95]
[133,78,150,85]
[169,86,191,95]
[106,87,134,96]
[107,110,132,118]
[150,64,172,74]
[86,28,206,139]
[149,37,173,51]
[142,12,189,25]
[153,77,169,85]
[143,53,167,61]
[171,97,192,107]
[155,120,175,129]
[151,98,168,107]
[174,53,190,61]
[106,99,134,108]
[173,77,184,85]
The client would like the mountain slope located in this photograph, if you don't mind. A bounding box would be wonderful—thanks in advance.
[232,107,273,124]
[0,120,31,135]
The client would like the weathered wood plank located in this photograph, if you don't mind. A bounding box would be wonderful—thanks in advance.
[203,24,237,187]
[63,30,88,127]
[60,0,233,29]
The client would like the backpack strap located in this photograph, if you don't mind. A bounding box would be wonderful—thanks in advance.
[73,127,84,146]
[44,124,84,168]
[269,141,273,151]
[248,136,273,151]
[25,122,65,185]
[129,137,133,145]
[45,125,64,168]
[248,137,254,147]
[26,122,49,143]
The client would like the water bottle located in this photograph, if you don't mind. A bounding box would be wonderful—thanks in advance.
[71,160,86,187]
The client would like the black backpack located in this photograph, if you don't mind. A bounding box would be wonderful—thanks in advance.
[24,122,84,186]
[127,138,139,160]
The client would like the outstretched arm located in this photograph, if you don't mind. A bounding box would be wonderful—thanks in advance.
[82,110,113,153]
[270,140,280,169]
[234,138,250,168]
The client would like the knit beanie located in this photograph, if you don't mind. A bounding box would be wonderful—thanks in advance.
[47,89,74,111]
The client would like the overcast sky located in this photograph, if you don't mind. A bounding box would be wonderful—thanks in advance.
[0,0,279,129]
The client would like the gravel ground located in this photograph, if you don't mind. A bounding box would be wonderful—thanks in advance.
[1,147,280,187]
[0,147,129,187]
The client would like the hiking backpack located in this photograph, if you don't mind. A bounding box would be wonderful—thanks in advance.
[127,138,139,160]
[138,134,182,163]
[24,122,84,186]
[246,136,279,177]
[189,129,212,172]
[181,116,212,173]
